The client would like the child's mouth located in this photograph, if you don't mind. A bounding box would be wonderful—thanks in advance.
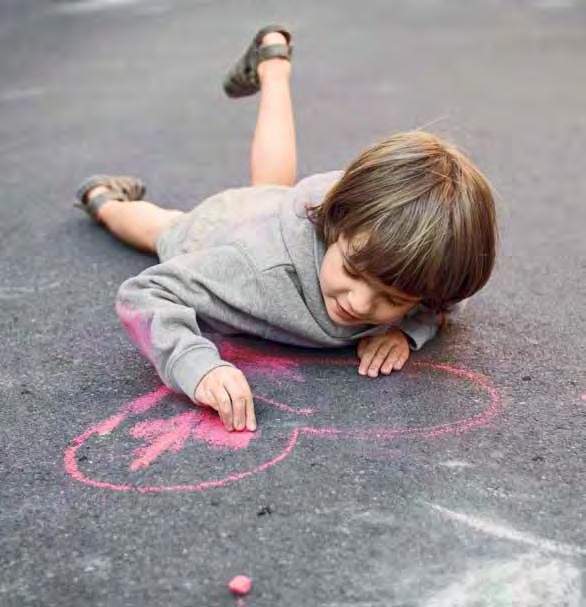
[335,300,361,321]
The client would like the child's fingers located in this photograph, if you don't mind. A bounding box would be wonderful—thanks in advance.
[194,367,258,432]
[209,384,234,431]
[359,341,392,376]
[382,350,409,374]
[358,342,377,374]
[245,394,257,432]
[368,345,395,376]
[231,393,247,431]
[381,353,401,374]
[235,374,256,431]
[394,352,409,370]
[223,377,249,431]
[222,373,257,432]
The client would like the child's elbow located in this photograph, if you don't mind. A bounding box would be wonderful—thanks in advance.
[114,275,145,320]
[115,276,133,308]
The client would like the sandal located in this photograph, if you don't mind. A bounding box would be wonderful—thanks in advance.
[223,24,293,98]
[74,174,146,222]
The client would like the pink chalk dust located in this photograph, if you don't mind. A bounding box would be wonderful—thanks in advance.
[116,301,156,366]
[128,409,255,471]
[64,349,505,493]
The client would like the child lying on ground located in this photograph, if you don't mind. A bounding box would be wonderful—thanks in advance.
[74,25,498,433]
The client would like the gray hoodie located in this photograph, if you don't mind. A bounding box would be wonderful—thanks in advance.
[116,171,443,402]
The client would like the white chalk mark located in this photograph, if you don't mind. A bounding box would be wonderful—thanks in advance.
[429,503,586,557]
[439,460,474,469]
[423,553,582,607]
[536,0,576,8]
[54,0,144,13]
[133,3,171,15]
[0,87,45,103]
[81,555,112,577]
[0,281,62,300]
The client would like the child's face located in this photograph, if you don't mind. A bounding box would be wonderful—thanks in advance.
[319,233,422,326]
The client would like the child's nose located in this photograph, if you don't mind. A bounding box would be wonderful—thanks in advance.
[348,287,373,317]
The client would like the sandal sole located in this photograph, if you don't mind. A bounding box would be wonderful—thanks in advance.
[223,24,293,98]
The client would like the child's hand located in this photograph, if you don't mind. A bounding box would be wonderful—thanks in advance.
[194,366,257,432]
[357,327,410,377]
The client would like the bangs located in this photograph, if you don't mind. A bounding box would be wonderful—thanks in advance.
[305,130,498,312]
[344,190,495,312]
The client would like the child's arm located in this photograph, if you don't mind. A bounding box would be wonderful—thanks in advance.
[397,305,447,351]
[115,247,264,430]
[398,300,470,350]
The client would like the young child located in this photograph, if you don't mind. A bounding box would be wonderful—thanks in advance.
[75,25,497,434]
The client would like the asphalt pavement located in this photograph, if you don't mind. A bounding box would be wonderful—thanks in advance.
[1,0,585,605]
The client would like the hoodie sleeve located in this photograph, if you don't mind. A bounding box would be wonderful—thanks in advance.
[115,246,266,401]
[397,304,444,351]
[398,300,470,351]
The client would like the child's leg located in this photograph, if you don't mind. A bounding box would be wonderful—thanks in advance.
[250,31,296,186]
[85,187,184,254]
[83,31,296,253]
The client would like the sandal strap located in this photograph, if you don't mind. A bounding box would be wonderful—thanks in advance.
[76,174,146,205]
[73,191,123,222]
[222,24,293,99]
[88,191,123,218]
[257,43,293,64]
[76,175,111,204]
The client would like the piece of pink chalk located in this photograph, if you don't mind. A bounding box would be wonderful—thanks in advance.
[228,575,252,596]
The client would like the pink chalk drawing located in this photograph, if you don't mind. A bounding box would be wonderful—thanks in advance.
[115,301,156,366]
[64,339,505,493]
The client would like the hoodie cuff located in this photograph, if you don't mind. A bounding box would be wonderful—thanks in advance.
[170,347,236,401]
[398,317,440,351]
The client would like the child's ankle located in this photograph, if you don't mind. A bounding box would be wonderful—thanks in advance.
[83,186,120,223]
[257,31,291,82]
[258,60,291,83]
[94,198,121,224]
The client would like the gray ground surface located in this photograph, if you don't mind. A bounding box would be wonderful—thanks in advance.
[1,1,585,605]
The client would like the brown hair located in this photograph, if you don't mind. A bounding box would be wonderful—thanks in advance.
[306,131,498,312]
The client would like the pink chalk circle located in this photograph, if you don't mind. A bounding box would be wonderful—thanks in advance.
[228,575,252,596]
[64,343,505,493]
[581,393,586,401]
